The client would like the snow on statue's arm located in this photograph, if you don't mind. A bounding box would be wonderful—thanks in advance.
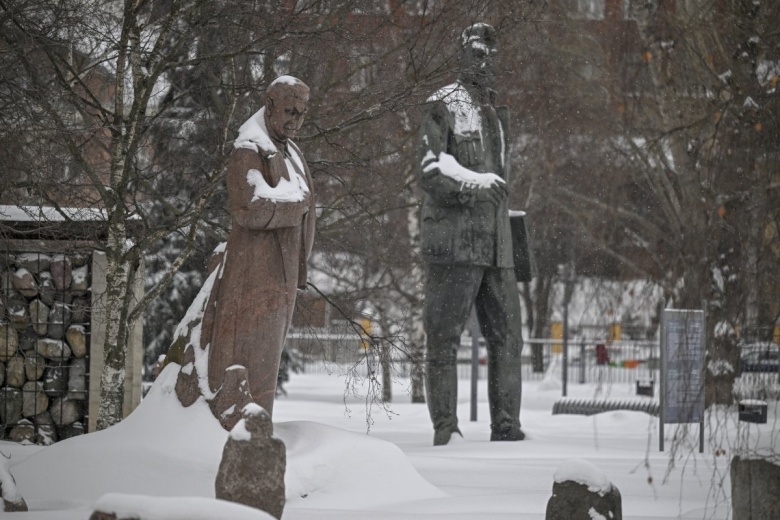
[418,101,504,207]
[226,148,310,230]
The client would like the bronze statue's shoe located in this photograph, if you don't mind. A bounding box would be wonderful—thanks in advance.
[490,426,525,441]
[433,427,463,446]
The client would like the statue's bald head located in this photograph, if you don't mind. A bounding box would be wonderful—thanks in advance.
[264,76,310,141]
[266,75,310,106]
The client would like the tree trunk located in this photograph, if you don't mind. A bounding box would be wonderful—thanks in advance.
[532,275,553,372]
[381,345,392,403]
[406,173,426,403]
[96,207,131,430]
[409,309,426,403]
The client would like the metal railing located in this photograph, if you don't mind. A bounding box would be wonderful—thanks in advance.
[290,329,662,386]
[290,329,778,395]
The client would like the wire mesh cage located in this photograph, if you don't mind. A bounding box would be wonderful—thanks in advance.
[1,249,92,445]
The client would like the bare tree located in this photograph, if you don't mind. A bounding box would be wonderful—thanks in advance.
[503,1,779,401]
[0,0,343,428]
[3,0,552,423]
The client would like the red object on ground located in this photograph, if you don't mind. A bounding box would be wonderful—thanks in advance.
[595,344,609,365]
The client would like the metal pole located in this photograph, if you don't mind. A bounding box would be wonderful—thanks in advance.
[700,300,707,454]
[470,308,480,422]
[562,292,569,398]
[561,262,575,398]
[659,305,667,452]
[579,340,586,384]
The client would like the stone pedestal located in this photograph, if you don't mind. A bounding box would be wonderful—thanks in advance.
[731,456,780,520]
[546,459,622,520]
[215,404,286,519]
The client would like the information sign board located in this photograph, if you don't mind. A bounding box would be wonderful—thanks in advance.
[660,309,706,452]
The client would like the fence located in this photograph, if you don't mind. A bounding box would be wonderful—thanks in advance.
[290,330,661,386]
[290,329,779,395]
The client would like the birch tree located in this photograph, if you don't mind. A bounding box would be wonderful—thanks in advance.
[607,0,779,404]
[529,0,780,404]
[0,0,310,428]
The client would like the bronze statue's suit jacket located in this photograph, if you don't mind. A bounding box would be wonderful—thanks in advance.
[201,139,316,416]
[419,81,513,268]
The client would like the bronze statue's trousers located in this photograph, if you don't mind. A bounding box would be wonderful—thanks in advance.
[423,263,523,436]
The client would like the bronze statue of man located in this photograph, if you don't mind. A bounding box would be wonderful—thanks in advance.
[419,23,524,445]
[201,76,316,417]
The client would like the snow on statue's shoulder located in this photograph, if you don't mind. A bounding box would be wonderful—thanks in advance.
[246,166,309,203]
[554,458,612,495]
[234,107,278,157]
[427,82,461,104]
[426,81,482,136]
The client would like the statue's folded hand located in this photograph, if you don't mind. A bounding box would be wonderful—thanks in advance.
[472,179,507,205]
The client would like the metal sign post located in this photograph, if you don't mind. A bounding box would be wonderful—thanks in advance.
[562,298,569,397]
[659,308,706,453]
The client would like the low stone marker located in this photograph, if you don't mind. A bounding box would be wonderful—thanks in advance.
[546,458,622,520]
[731,456,780,520]
[215,403,286,519]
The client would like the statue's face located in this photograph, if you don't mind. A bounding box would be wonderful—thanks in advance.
[266,88,309,141]
[460,39,497,89]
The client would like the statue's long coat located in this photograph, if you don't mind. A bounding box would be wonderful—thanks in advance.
[419,80,513,267]
[201,115,315,416]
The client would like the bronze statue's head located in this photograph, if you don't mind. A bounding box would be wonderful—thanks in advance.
[264,76,310,142]
[457,23,497,90]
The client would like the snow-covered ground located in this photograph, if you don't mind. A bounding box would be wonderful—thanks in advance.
[5,361,776,519]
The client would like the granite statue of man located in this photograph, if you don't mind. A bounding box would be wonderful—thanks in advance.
[419,23,524,445]
[199,76,316,417]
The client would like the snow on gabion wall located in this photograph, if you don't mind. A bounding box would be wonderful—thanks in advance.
[0,251,91,445]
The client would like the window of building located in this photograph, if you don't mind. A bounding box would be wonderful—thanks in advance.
[623,0,658,21]
[294,0,331,15]
[350,55,374,92]
[678,0,713,20]
[622,53,653,96]
[404,0,441,16]
[571,0,605,20]
[352,0,389,14]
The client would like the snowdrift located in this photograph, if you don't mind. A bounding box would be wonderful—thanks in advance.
[12,364,444,515]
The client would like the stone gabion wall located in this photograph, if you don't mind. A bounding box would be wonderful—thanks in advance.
[0,251,91,445]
